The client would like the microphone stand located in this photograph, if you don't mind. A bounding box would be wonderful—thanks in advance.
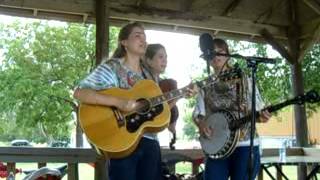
[205,52,275,180]
[247,59,258,180]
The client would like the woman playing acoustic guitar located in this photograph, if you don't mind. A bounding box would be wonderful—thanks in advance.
[74,22,162,180]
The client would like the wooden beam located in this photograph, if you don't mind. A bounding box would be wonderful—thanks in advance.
[33,8,37,16]
[0,6,274,44]
[135,0,143,7]
[300,17,320,39]
[299,23,320,61]
[0,6,95,22]
[254,0,285,24]
[260,28,292,64]
[83,14,88,23]
[0,147,98,162]
[221,0,242,17]
[303,0,320,15]
[180,0,195,12]
[0,0,93,15]
[110,8,287,40]
[0,0,288,41]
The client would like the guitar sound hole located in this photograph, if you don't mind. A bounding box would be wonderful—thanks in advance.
[136,98,151,114]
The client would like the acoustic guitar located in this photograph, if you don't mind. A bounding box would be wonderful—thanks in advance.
[79,67,242,158]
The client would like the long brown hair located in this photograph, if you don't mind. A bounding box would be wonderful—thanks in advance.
[212,38,230,55]
[111,22,144,58]
[145,44,165,61]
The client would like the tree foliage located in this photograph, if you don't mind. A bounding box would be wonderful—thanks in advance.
[0,20,119,143]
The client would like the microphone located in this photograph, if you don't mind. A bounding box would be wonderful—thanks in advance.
[199,33,214,61]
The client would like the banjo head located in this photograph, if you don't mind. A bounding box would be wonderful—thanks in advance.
[199,110,240,159]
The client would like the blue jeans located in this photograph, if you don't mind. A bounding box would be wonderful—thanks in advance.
[109,137,162,180]
[204,146,261,180]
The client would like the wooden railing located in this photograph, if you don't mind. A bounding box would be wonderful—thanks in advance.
[162,147,320,180]
[1,147,319,179]
[0,147,107,180]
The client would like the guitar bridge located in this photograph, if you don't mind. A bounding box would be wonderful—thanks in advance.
[112,107,125,127]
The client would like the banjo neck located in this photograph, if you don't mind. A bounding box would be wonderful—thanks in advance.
[229,90,320,130]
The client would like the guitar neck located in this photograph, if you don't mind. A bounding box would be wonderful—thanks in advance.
[150,86,189,106]
[150,67,242,107]
[150,76,220,106]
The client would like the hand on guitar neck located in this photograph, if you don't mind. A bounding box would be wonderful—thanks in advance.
[258,110,272,123]
[185,83,199,98]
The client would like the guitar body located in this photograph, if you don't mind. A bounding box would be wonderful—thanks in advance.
[79,80,170,158]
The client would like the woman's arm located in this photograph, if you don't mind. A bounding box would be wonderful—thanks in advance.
[74,88,137,112]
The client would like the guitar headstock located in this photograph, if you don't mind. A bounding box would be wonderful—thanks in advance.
[218,65,242,81]
[196,66,243,89]
[293,90,320,105]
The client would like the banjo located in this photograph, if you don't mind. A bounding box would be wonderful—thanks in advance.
[200,90,320,159]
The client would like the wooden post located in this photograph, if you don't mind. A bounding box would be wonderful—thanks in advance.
[38,162,46,168]
[95,0,110,179]
[288,0,308,179]
[95,0,109,66]
[276,165,282,180]
[95,157,108,180]
[192,162,199,175]
[260,3,310,176]
[68,163,78,180]
[6,162,16,178]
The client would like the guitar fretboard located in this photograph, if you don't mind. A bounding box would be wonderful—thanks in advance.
[149,77,215,107]
[149,67,243,107]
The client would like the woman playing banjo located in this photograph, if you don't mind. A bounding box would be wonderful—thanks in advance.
[192,38,271,180]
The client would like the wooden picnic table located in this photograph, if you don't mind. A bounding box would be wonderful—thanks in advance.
[259,148,320,180]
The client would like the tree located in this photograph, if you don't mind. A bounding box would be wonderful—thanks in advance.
[0,20,119,145]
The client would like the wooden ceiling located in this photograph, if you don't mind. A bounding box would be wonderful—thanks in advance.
[0,0,319,44]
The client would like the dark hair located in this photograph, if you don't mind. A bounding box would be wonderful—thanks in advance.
[145,44,165,60]
[212,38,232,69]
[111,22,144,58]
[212,38,230,55]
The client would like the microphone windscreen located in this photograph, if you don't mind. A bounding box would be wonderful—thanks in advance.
[199,33,213,52]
